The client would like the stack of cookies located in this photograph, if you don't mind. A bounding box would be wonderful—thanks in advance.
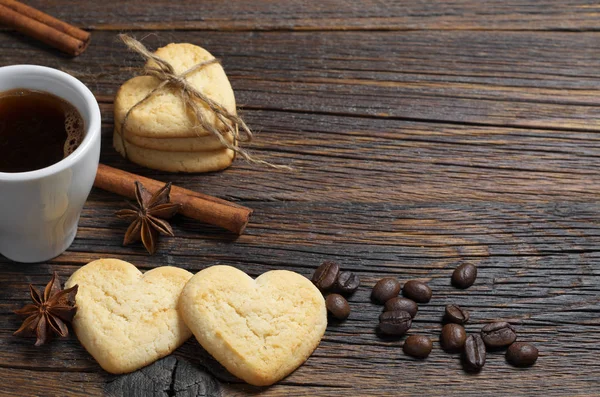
[113,43,237,173]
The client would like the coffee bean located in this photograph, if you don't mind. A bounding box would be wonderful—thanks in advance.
[402,280,432,303]
[312,260,340,291]
[325,294,350,320]
[463,334,486,371]
[335,271,360,294]
[481,322,517,348]
[384,297,418,318]
[506,342,538,367]
[440,323,467,352]
[371,278,401,304]
[378,310,412,335]
[445,304,469,324]
[403,335,432,359]
[451,263,477,289]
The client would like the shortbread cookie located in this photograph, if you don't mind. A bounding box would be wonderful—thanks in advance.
[65,259,193,374]
[114,43,236,139]
[113,131,234,173]
[179,265,327,386]
[114,125,234,152]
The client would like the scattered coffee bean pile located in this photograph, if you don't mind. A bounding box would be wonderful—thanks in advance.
[311,261,360,321]
[371,277,433,358]
[454,318,537,371]
[444,268,538,370]
[438,265,538,370]
[311,260,539,371]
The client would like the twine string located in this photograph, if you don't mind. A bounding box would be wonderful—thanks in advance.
[118,34,289,169]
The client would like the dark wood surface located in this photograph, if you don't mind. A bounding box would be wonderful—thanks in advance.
[1,1,600,396]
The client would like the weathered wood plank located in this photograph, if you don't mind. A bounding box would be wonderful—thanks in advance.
[4,30,599,202]
[1,30,598,130]
[5,0,600,31]
[92,106,600,203]
[1,2,600,396]
[0,367,104,397]
[1,203,600,395]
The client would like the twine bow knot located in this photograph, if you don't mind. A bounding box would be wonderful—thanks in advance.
[119,34,289,169]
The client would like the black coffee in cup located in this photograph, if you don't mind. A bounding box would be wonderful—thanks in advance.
[0,89,84,173]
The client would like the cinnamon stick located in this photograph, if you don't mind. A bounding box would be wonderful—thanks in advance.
[94,164,253,235]
[0,0,90,56]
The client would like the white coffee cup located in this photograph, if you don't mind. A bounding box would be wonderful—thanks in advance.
[0,65,101,263]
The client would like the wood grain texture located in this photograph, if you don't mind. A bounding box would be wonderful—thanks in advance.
[104,356,220,397]
[1,1,600,396]
[3,0,600,31]
[2,200,600,395]
[1,30,599,130]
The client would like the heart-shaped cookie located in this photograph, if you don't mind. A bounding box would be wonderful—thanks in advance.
[179,265,327,386]
[65,259,193,374]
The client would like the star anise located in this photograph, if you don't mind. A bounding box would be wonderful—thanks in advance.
[116,181,181,254]
[13,272,78,346]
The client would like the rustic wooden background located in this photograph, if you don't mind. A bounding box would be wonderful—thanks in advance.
[1,1,600,396]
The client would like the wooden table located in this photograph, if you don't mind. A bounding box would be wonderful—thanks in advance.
[2,1,600,396]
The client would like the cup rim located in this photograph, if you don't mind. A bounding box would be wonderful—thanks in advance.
[0,65,101,181]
